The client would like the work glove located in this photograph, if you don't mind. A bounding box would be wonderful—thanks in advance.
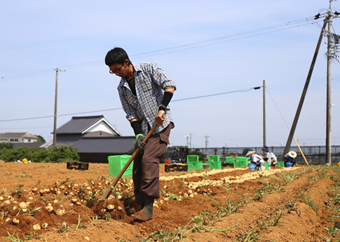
[136,134,147,151]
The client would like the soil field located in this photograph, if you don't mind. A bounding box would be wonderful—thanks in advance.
[1,163,340,241]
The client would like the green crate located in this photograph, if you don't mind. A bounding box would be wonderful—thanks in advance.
[208,155,220,162]
[187,161,203,171]
[277,161,285,168]
[207,161,221,169]
[264,162,269,170]
[225,156,234,163]
[187,155,199,163]
[236,157,248,167]
[108,155,134,177]
[224,156,235,167]
[207,155,221,169]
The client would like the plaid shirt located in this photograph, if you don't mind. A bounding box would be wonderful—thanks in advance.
[118,63,176,136]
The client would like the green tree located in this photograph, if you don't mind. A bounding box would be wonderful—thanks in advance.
[35,135,46,143]
[0,143,14,150]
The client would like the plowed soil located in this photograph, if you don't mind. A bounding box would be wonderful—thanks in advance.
[1,163,340,241]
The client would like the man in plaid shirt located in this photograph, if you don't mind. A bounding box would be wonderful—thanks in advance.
[105,47,176,221]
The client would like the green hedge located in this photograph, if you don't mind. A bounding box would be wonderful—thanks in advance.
[0,146,80,163]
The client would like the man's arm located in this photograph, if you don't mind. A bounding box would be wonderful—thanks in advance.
[155,87,175,125]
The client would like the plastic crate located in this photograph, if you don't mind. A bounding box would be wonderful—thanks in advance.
[108,155,134,177]
[176,164,188,171]
[187,161,203,171]
[225,156,234,163]
[208,155,220,162]
[207,160,222,169]
[67,162,79,170]
[264,162,269,170]
[165,164,188,172]
[187,155,199,163]
[207,155,221,169]
[78,162,89,170]
[277,161,285,168]
[224,156,235,167]
[66,162,89,170]
[236,157,248,167]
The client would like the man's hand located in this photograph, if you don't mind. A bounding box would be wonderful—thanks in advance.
[155,110,165,125]
[136,134,146,151]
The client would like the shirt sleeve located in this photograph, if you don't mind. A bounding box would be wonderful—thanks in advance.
[118,89,138,121]
[148,63,176,90]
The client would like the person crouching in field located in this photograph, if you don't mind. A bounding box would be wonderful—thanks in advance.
[283,151,297,167]
[262,146,278,168]
[105,47,176,221]
[246,151,265,171]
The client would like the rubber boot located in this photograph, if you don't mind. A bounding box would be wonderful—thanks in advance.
[132,195,154,221]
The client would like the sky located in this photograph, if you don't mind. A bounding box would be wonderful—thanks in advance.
[0,0,339,148]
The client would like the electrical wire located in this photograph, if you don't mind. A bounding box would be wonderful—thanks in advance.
[0,86,260,122]
[265,86,290,130]
[1,16,322,81]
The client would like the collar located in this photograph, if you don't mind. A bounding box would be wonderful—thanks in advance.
[119,64,142,88]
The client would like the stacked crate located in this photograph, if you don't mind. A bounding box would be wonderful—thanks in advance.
[207,155,221,169]
[187,155,203,171]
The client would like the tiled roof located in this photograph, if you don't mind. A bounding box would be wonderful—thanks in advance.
[72,136,135,154]
[56,115,104,134]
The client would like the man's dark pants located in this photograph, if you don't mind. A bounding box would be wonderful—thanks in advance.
[133,123,171,204]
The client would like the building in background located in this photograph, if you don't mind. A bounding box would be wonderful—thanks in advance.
[40,115,122,148]
[40,115,134,163]
[0,132,39,143]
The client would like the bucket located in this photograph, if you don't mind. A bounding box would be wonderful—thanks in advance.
[286,162,293,167]
[248,163,256,171]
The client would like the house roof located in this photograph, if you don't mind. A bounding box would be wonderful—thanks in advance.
[12,142,45,149]
[39,140,74,148]
[72,136,135,154]
[83,131,117,137]
[56,115,122,136]
[0,132,38,138]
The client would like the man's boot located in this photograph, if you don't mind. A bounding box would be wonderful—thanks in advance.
[132,195,154,221]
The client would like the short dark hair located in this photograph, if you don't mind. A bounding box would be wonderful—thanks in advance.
[105,47,131,66]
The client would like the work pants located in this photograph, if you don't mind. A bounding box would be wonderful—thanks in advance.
[133,123,172,205]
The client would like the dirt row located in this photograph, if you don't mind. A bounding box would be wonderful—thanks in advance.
[0,163,339,241]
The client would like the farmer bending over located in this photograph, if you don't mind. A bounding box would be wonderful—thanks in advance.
[246,151,265,171]
[105,47,176,221]
[283,151,297,167]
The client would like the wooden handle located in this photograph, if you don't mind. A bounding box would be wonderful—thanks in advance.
[100,120,161,200]
[294,138,309,165]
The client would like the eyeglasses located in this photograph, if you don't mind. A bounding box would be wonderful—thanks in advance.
[109,64,123,74]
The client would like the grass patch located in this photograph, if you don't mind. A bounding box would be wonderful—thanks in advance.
[143,216,236,241]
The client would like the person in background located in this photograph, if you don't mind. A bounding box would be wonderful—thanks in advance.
[246,151,265,171]
[262,146,278,168]
[283,151,297,167]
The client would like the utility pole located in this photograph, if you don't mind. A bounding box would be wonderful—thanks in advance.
[282,16,328,159]
[188,133,192,149]
[185,135,189,147]
[326,8,332,165]
[52,68,66,149]
[205,136,209,151]
[326,0,336,165]
[263,80,266,147]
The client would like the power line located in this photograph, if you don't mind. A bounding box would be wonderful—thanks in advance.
[0,16,322,82]
[265,86,290,129]
[0,86,260,123]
